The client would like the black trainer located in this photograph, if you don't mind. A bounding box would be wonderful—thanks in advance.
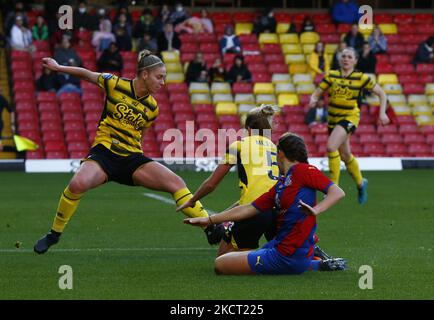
[314,245,333,260]
[34,230,61,254]
[204,223,225,245]
[319,258,348,271]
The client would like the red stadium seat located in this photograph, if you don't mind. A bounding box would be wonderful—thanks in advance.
[232,82,253,93]
[315,23,336,34]
[194,104,215,114]
[376,63,394,74]
[233,12,255,22]
[45,151,69,159]
[416,64,434,74]
[408,143,430,157]
[414,13,433,24]
[252,72,271,83]
[26,150,45,159]
[387,44,405,54]
[403,133,426,144]
[396,115,417,125]
[363,143,386,156]
[420,125,434,135]
[393,14,413,24]
[166,83,188,94]
[16,101,37,112]
[63,121,86,133]
[37,91,57,103]
[320,34,340,43]
[200,42,220,53]
[398,73,418,84]
[268,63,288,74]
[357,124,376,134]
[403,83,425,95]
[211,12,233,24]
[377,124,398,134]
[374,13,393,24]
[381,133,403,144]
[399,124,419,134]
[359,133,382,144]
[239,34,258,44]
[385,143,408,156]
[180,42,199,53]
[264,53,285,64]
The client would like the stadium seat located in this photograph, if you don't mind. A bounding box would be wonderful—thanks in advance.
[293,73,313,84]
[377,74,399,85]
[385,143,408,156]
[210,82,232,94]
[165,73,185,83]
[253,83,275,95]
[284,54,305,64]
[296,83,315,94]
[213,93,234,104]
[235,23,253,35]
[281,44,302,54]
[256,94,277,104]
[378,23,398,34]
[190,93,212,104]
[404,133,426,144]
[278,93,299,107]
[408,144,430,157]
[161,51,180,63]
[268,64,289,74]
[271,74,291,84]
[234,93,255,104]
[232,82,253,94]
[278,33,299,44]
[275,83,295,94]
[215,102,237,115]
[258,33,279,44]
[252,72,271,83]
[408,94,428,106]
[189,82,210,94]
[300,32,320,44]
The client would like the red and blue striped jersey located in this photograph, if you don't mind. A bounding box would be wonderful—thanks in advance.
[252,163,334,258]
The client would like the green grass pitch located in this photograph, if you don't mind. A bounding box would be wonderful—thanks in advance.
[0,169,433,299]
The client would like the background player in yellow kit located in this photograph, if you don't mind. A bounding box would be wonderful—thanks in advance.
[309,47,390,204]
[34,50,224,254]
[177,104,279,256]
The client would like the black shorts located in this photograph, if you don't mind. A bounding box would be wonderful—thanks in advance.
[328,120,357,135]
[82,144,153,186]
[228,210,278,250]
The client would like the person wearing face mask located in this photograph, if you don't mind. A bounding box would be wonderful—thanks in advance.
[169,3,189,26]
[74,1,97,31]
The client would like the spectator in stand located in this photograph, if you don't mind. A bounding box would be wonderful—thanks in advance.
[32,15,49,41]
[92,19,116,52]
[331,0,359,25]
[9,15,34,52]
[113,3,133,26]
[305,96,327,126]
[5,1,29,35]
[175,14,213,34]
[37,67,60,92]
[133,8,158,40]
[137,32,158,54]
[368,26,387,54]
[97,42,123,73]
[226,55,252,84]
[196,70,209,83]
[308,42,330,78]
[186,52,207,83]
[49,12,74,49]
[200,9,213,33]
[0,87,15,137]
[343,24,364,53]
[300,16,315,33]
[356,42,376,74]
[74,1,97,31]
[332,41,347,70]
[54,36,82,67]
[413,36,434,66]
[113,13,132,51]
[220,26,241,55]
[157,22,181,53]
[169,2,189,27]
[56,59,82,97]
[155,5,171,33]
[253,8,276,35]
[208,58,226,82]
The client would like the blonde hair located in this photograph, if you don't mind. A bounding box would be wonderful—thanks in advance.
[137,50,164,73]
[245,104,277,135]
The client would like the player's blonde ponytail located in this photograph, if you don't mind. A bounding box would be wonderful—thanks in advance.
[245,104,277,136]
[137,50,164,73]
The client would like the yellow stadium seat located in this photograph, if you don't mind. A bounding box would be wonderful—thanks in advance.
[289,63,308,74]
[302,44,315,54]
[408,94,428,106]
[296,83,315,94]
[416,115,434,126]
[377,74,398,85]
[279,33,299,44]
[211,82,231,94]
[392,105,411,115]
[324,43,338,54]
[189,82,210,94]
[278,93,299,106]
[378,23,398,34]
[165,72,184,83]
[235,23,253,35]
[190,93,211,104]
[387,94,407,107]
[258,33,279,44]
[300,32,320,44]
[165,62,183,73]
[425,84,434,95]
[213,93,233,104]
[238,103,256,114]
[293,73,313,84]
[285,54,305,64]
[276,23,290,34]
[359,25,373,38]
[161,50,180,63]
[382,84,402,94]
[216,102,237,115]
[428,95,434,106]
[366,94,380,106]
[412,105,432,116]
[281,43,302,54]
[275,83,295,94]
[256,94,277,104]
[234,93,255,104]
[271,73,291,83]
[253,82,275,95]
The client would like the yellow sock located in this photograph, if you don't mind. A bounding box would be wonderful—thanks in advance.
[51,187,83,233]
[344,154,363,187]
[328,150,341,185]
[173,188,209,229]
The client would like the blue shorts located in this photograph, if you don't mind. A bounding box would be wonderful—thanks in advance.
[247,241,311,275]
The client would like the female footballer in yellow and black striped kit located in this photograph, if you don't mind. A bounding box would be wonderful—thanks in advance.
[177,105,281,256]
[34,50,224,254]
[309,47,390,204]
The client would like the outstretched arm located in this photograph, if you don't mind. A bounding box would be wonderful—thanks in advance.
[184,204,259,228]
[42,57,100,84]
[309,87,324,108]
[176,163,233,212]
[371,84,390,126]
[299,184,345,216]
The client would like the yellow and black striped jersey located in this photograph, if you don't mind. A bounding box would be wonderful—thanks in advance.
[319,70,376,127]
[93,73,159,156]
[224,135,279,205]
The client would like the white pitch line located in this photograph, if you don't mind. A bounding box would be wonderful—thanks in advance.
[0,247,214,253]
[143,192,216,214]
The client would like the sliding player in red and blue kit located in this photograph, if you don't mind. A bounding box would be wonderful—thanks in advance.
[184,132,347,275]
